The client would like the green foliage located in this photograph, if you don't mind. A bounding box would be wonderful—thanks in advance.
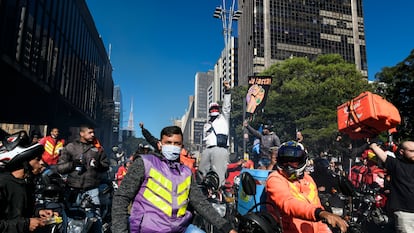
[231,54,374,155]
[374,49,414,140]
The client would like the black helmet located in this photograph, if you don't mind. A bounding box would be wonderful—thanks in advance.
[0,131,44,171]
[203,171,220,191]
[277,141,308,180]
[38,168,65,201]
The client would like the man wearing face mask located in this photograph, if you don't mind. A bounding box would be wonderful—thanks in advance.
[266,141,348,233]
[111,126,237,233]
[199,81,231,187]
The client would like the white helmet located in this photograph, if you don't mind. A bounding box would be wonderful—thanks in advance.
[209,102,220,117]
[0,131,44,171]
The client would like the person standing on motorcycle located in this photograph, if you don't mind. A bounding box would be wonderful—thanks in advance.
[370,140,414,233]
[56,125,109,232]
[0,131,56,233]
[198,81,232,187]
[266,141,348,233]
[111,125,237,233]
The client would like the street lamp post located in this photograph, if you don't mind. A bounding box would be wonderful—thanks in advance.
[213,0,242,84]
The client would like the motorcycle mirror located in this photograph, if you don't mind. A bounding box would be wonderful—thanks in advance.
[241,172,256,196]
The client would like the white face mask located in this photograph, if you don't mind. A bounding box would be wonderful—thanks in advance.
[161,144,181,161]
[209,112,219,117]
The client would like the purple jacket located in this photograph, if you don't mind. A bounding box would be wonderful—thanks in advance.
[129,154,193,233]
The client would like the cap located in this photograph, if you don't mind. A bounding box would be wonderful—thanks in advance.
[209,102,220,111]
[209,102,220,116]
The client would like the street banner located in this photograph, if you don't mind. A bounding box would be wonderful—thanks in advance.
[246,76,272,118]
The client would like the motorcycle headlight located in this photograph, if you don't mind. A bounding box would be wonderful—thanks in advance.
[211,202,226,217]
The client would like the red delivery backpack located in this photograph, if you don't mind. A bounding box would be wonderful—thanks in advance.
[337,91,401,139]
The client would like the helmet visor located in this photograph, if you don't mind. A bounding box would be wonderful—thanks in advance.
[277,146,307,167]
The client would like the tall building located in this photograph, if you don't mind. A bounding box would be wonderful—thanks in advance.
[180,71,214,152]
[113,85,122,143]
[0,0,114,149]
[194,71,214,119]
[216,37,239,88]
[238,0,367,85]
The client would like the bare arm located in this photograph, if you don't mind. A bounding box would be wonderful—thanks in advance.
[222,81,231,123]
[369,142,388,163]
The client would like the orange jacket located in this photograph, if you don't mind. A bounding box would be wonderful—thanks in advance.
[266,171,331,233]
[39,136,65,165]
[180,148,196,174]
[116,165,128,186]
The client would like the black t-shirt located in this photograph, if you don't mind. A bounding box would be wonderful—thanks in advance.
[0,173,31,232]
[385,157,414,212]
[311,169,340,194]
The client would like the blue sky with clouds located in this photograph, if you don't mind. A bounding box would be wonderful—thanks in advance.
[85,0,414,138]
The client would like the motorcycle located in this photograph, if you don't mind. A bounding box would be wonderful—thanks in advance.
[236,171,282,233]
[34,168,67,233]
[330,175,394,233]
[99,181,114,233]
[192,170,233,233]
[35,167,113,233]
[348,183,392,233]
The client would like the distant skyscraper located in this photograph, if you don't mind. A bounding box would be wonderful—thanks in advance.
[238,0,367,85]
[127,98,134,132]
[120,98,135,140]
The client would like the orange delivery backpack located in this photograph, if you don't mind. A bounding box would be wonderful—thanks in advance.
[337,91,401,139]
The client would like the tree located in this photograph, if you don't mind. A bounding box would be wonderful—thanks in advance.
[374,49,414,140]
[232,54,374,156]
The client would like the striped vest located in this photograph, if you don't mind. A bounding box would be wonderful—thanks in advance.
[130,154,193,233]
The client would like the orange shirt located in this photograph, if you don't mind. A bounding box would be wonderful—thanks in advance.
[266,171,331,233]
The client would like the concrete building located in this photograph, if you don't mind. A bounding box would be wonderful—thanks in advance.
[237,0,367,85]
[178,71,214,153]
[0,0,115,149]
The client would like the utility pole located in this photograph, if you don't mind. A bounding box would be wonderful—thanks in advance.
[213,0,242,84]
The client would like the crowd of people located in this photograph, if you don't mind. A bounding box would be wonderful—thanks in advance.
[1,81,413,233]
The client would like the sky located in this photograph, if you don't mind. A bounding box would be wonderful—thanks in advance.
[85,0,414,138]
